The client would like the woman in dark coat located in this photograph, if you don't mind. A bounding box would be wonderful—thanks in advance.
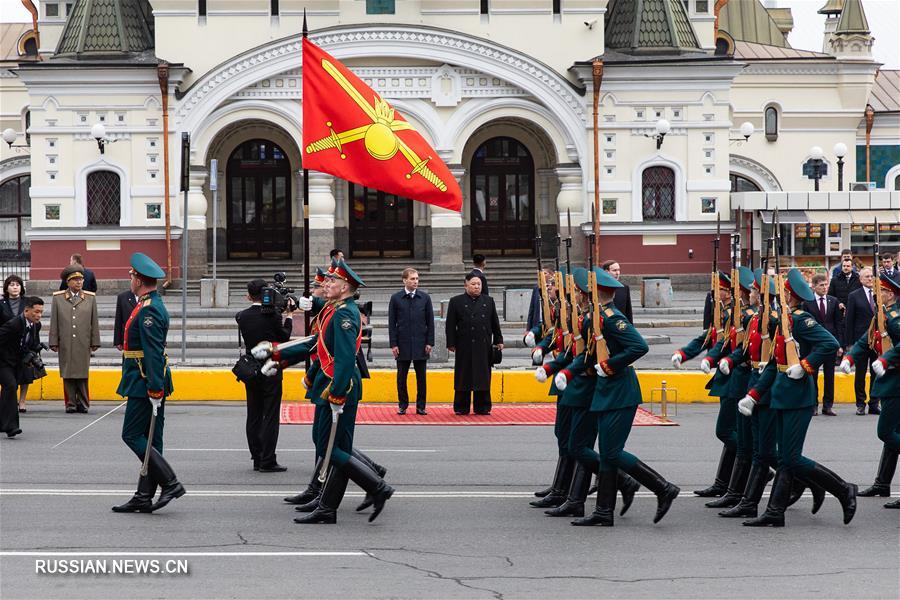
[1,275,40,412]
[446,273,503,415]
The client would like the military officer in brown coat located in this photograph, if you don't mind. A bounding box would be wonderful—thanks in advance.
[49,265,100,413]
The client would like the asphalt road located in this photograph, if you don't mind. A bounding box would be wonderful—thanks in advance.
[1,401,897,599]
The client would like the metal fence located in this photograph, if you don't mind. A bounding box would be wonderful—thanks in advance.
[0,241,30,282]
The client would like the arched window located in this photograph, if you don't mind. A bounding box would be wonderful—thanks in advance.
[894,173,900,191]
[0,175,31,257]
[765,106,778,141]
[730,173,762,192]
[86,170,121,225]
[642,166,675,221]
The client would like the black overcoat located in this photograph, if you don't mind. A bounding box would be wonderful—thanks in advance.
[388,290,435,361]
[445,292,502,392]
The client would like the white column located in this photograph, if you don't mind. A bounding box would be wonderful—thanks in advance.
[187,167,209,230]
[430,165,465,266]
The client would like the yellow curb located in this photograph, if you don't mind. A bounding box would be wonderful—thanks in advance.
[26,368,867,404]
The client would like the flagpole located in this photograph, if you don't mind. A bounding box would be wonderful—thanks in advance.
[302,11,311,340]
[591,59,603,266]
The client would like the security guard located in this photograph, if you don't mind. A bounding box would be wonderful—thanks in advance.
[256,260,393,524]
[840,271,900,509]
[671,272,737,497]
[739,269,856,527]
[572,268,679,526]
[112,253,184,513]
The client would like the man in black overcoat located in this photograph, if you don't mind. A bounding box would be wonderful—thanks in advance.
[389,268,435,415]
[446,273,503,415]
[113,289,139,350]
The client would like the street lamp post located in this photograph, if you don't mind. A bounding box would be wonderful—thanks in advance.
[643,118,670,150]
[833,142,847,191]
[809,146,825,191]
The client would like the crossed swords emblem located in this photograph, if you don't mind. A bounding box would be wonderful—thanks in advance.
[304,59,449,192]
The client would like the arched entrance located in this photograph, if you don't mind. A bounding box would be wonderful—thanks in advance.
[226,139,292,258]
[470,137,535,256]
[348,184,413,258]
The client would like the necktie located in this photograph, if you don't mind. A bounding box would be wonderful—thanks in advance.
[868,290,875,312]
[819,297,826,320]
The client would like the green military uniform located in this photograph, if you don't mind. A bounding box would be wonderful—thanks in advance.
[846,273,900,508]
[112,253,183,514]
[743,269,855,527]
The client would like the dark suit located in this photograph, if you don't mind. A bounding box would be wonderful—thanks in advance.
[703,291,714,330]
[113,290,139,348]
[526,286,543,332]
[469,268,489,296]
[446,292,502,414]
[845,286,877,410]
[827,271,860,309]
[0,315,39,434]
[388,289,435,412]
[803,294,843,410]
[58,267,98,293]
[882,266,900,280]
[236,305,292,468]
[613,284,633,324]
[0,297,24,326]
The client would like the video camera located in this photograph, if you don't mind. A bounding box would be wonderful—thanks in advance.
[260,272,299,315]
[22,342,49,379]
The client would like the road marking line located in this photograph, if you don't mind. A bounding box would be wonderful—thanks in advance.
[0,551,364,557]
[166,448,438,453]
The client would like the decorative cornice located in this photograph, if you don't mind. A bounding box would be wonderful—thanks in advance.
[730,155,781,191]
[0,155,31,177]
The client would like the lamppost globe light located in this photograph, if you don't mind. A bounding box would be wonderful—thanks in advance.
[655,119,671,136]
[833,142,847,158]
[2,128,17,145]
[740,121,754,139]
[810,146,824,160]
[91,123,107,141]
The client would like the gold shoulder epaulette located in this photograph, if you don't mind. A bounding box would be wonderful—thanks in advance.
[604,308,614,317]
[83,290,95,296]
[891,310,898,318]
[52,290,66,295]
[793,309,804,315]
[142,298,152,307]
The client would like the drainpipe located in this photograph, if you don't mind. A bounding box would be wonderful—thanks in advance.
[20,0,40,50]
[714,0,729,42]
[158,62,173,288]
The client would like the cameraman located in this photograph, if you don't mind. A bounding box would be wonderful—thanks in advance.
[0,296,44,438]
[236,279,295,472]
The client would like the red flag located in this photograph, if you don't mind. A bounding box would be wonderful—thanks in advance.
[301,38,462,212]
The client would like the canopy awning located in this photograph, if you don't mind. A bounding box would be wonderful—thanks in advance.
[759,209,900,224]
[759,210,806,224]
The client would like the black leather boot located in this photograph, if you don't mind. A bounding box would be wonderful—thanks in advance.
[294,467,349,524]
[546,463,591,517]
[706,459,750,508]
[627,460,680,523]
[284,457,323,504]
[530,456,573,508]
[858,447,897,497]
[353,449,388,512]
[534,455,565,497]
[342,455,394,522]
[571,470,616,526]
[112,475,157,513]
[743,469,791,527]
[618,471,640,516]
[694,446,735,497]
[802,463,857,524]
[147,449,185,512]
[720,463,768,518]
[587,475,598,496]
[885,498,900,509]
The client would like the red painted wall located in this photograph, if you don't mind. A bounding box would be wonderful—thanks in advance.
[30,239,181,282]
[595,233,718,275]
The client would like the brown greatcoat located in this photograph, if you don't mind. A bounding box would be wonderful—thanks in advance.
[49,290,100,379]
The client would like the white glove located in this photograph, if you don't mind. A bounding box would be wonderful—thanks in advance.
[872,359,886,379]
[251,341,274,361]
[301,376,309,390]
[759,363,768,374]
[738,396,756,417]
[261,359,280,377]
[531,348,544,365]
[594,364,608,378]
[148,396,162,414]
[534,367,548,383]
[554,372,568,392]
[297,296,314,311]
[671,353,683,369]
[330,402,344,417]
[838,359,853,375]
[785,364,805,380]
[718,359,730,376]
[524,331,536,348]
[700,359,713,375]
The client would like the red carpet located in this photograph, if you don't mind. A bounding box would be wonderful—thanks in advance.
[280,404,677,426]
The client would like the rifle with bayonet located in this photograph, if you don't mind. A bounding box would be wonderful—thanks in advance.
[566,209,585,355]
[704,213,722,348]
[561,210,576,351]
[535,214,553,338]
[555,232,570,351]
[759,234,774,365]
[731,211,745,348]
[590,268,610,363]
[872,218,894,353]
[773,208,801,368]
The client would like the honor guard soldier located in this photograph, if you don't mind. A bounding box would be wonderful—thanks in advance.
[112,253,184,513]
[672,272,737,497]
[571,268,679,526]
[254,261,393,524]
[739,269,856,527]
[840,271,900,509]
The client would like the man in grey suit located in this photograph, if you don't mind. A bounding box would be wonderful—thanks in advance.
[389,268,435,415]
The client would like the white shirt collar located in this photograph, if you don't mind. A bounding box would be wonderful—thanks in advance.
[816,293,827,301]
[404,288,416,296]
[251,302,262,306]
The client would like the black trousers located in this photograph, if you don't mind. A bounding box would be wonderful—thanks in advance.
[813,360,835,410]
[244,374,283,466]
[397,359,427,411]
[853,355,878,409]
[454,390,491,415]
[0,366,20,433]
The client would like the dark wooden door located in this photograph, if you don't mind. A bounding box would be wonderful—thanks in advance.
[470,137,534,256]
[348,183,413,257]
[226,140,292,259]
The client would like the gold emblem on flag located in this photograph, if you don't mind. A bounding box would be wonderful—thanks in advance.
[305,59,449,192]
